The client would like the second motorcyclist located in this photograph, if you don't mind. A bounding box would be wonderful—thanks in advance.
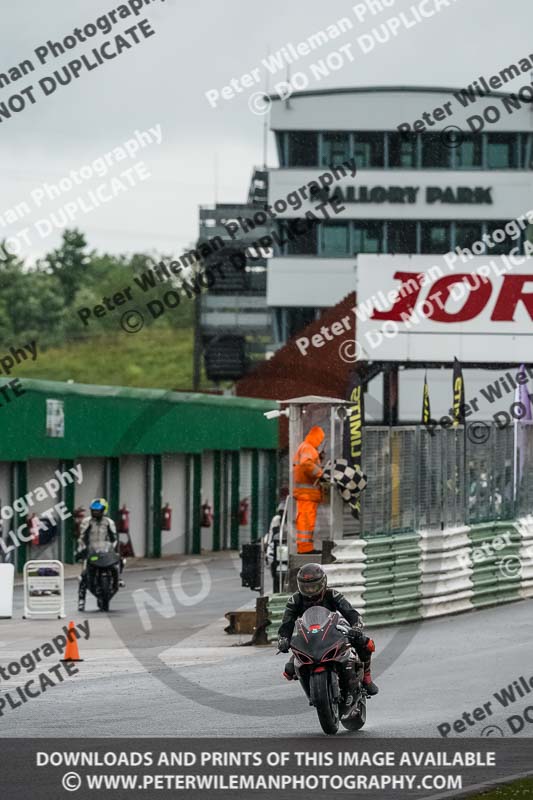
[77,498,120,612]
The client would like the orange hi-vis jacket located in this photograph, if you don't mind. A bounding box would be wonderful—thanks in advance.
[292,426,325,503]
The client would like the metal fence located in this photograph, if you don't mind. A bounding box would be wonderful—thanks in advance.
[358,422,533,536]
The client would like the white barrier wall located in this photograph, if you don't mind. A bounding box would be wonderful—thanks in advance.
[516,515,533,599]
[419,527,474,618]
[323,540,366,610]
[322,520,524,628]
[0,563,14,617]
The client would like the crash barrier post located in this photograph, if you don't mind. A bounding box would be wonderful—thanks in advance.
[23,560,65,619]
[0,563,15,618]
[263,518,533,640]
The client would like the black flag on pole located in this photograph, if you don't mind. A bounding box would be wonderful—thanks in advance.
[452,357,465,427]
[342,370,366,519]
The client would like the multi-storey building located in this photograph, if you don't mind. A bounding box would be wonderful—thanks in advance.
[267,86,533,346]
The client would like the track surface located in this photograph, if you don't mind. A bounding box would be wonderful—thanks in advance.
[1,552,533,738]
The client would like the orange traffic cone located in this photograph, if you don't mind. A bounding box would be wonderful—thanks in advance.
[60,621,84,662]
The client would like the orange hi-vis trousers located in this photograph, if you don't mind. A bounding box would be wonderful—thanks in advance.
[295,499,319,553]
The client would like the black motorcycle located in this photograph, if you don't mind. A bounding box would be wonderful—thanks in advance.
[86,545,120,612]
[288,605,368,735]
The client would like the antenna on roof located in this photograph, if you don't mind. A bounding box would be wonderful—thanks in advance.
[285,64,292,109]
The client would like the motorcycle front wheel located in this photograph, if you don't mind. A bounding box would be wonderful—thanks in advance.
[99,575,110,612]
[341,693,367,731]
[310,671,339,735]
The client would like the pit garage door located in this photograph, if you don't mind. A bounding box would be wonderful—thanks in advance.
[26,459,62,561]
[161,454,186,556]
[119,455,147,557]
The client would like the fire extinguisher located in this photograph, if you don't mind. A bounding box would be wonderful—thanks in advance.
[74,506,86,538]
[201,500,213,528]
[117,504,130,533]
[161,502,172,531]
[27,513,41,546]
[239,498,249,526]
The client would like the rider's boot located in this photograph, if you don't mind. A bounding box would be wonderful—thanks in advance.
[362,658,379,696]
[283,657,297,681]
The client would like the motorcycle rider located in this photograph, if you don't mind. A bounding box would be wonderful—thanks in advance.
[277,563,379,698]
[263,499,287,593]
[76,498,119,612]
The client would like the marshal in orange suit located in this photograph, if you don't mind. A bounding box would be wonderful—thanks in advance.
[292,426,325,554]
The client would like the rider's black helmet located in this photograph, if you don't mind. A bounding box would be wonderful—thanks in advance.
[297,563,327,601]
[90,498,107,520]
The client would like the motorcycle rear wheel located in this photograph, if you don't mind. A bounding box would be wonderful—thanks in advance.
[311,671,339,735]
[341,693,367,731]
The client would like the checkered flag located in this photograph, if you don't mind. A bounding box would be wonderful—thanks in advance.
[322,458,368,518]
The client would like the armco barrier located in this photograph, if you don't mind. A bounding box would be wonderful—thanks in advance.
[263,519,533,640]
[419,526,473,619]
[468,521,522,609]
[361,533,421,627]
[516,515,533,599]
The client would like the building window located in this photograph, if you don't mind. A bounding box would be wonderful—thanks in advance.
[353,222,383,253]
[421,222,451,253]
[287,307,321,338]
[353,132,384,167]
[455,135,482,168]
[486,221,517,254]
[321,132,350,167]
[487,133,518,168]
[277,133,288,167]
[388,132,418,167]
[287,132,318,166]
[387,221,417,253]
[321,222,349,256]
[280,220,318,255]
[455,222,483,251]
[521,133,533,169]
[421,133,451,168]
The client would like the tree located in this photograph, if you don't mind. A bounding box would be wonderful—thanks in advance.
[39,229,89,306]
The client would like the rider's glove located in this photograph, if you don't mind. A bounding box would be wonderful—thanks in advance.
[277,636,290,653]
[347,629,375,654]
[347,628,366,647]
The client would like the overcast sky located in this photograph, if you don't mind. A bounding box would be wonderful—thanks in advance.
[1,0,531,263]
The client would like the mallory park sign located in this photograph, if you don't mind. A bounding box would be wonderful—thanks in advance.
[329,185,493,205]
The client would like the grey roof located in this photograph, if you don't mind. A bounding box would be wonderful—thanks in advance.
[267,85,522,102]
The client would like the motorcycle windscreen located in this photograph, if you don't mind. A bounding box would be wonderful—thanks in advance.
[300,606,331,629]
